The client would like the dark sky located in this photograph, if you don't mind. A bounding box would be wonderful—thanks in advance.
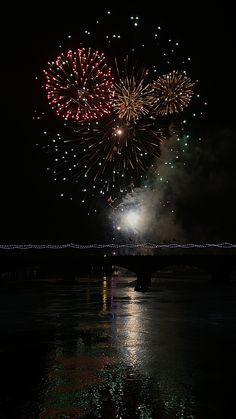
[1,4,235,243]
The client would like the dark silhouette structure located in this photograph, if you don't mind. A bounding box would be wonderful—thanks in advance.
[0,247,236,291]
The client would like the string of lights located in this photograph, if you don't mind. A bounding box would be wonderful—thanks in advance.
[0,243,235,250]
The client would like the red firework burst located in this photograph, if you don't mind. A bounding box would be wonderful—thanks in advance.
[44,48,114,122]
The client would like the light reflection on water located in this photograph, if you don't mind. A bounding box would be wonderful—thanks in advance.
[0,275,236,418]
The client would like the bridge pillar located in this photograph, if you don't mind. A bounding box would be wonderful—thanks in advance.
[135,271,151,292]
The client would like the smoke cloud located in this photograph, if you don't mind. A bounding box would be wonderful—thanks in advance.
[113,128,236,243]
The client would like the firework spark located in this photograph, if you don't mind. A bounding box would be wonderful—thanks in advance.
[44,48,114,122]
[47,115,166,204]
[114,77,151,121]
[150,71,195,116]
[113,63,152,121]
[37,11,202,209]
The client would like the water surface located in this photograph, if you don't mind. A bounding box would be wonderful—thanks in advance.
[0,275,236,418]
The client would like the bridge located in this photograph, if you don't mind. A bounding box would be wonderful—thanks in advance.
[0,244,236,291]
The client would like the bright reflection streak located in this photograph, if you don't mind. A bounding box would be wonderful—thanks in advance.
[119,293,141,368]
[102,276,108,312]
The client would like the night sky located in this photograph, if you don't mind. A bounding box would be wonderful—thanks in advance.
[1,4,235,243]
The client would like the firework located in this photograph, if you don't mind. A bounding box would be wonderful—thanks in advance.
[47,115,166,205]
[37,10,204,209]
[114,78,151,121]
[113,62,151,121]
[150,71,195,116]
[44,48,114,122]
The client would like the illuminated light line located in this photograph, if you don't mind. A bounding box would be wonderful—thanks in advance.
[0,243,235,250]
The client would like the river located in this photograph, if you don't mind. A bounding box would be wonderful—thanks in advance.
[0,274,236,418]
